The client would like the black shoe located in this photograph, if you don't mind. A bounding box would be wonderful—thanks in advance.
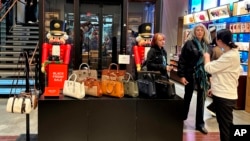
[196,127,208,134]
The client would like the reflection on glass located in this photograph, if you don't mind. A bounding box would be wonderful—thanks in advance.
[203,0,217,10]
[191,0,201,13]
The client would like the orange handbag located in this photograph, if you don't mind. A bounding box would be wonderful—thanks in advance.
[101,63,126,81]
[83,78,102,97]
[101,75,124,98]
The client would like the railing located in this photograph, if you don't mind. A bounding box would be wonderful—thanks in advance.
[0,0,25,22]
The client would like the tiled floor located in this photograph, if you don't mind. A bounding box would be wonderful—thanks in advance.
[0,81,250,141]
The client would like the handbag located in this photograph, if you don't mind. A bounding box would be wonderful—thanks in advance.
[155,80,176,99]
[101,73,124,98]
[137,71,161,98]
[102,63,126,81]
[84,78,102,97]
[122,72,138,97]
[73,63,97,82]
[6,51,35,114]
[63,73,85,99]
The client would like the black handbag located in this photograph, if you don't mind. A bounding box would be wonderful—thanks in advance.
[155,80,176,99]
[137,71,161,98]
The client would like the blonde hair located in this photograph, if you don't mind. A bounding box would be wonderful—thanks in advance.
[187,23,211,44]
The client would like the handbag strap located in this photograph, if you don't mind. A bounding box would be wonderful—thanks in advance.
[123,72,133,82]
[108,63,119,73]
[10,51,29,96]
[79,63,90,70]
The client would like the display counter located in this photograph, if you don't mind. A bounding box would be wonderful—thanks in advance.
[38,95,184,141]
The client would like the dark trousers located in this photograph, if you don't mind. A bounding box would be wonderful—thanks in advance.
[183,75,205,128]
[213,95,236,141]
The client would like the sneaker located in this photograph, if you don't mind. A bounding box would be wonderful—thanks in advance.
[207,103,216,117]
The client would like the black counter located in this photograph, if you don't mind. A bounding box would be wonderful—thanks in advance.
[38,95,184,141]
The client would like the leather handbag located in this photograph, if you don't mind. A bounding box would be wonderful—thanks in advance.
[155,80,176,99]
[84,78,102,97]
[137,71,161,98]
[6,51,35,114]
[122,72,138,97]
[101,73,124,98]
[73,63,97,82]
[102,63,126,81]
[63,73,85,99]
[6,94,33,114]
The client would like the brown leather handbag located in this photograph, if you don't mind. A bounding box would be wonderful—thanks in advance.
[84,78,102,97]
[101,73,124,98]
[101,63,126,81]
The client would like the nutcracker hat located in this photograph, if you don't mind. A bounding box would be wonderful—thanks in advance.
[138,23,153,38]
[50,20,66,36]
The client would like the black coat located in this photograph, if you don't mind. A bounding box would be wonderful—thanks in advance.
[146,45,168,77]
[177,40,212,78]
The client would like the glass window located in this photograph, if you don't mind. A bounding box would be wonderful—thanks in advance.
[203,0,217,10]
[220,0,238,11]
[220,0,238,5]
[191,0,201,13]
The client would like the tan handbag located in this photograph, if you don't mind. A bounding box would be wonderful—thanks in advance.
[101,73,124,98]
[101,63,126,81]
[84,78,102,97]
[123,72,139,97]
[73,63,97,82]
[63,73,85,99]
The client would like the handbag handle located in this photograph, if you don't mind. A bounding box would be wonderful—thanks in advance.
[108,63,119,73]
[79,63,90,70]
[67,73,78,93]
[123,72,134,82]
[68,73,77,81]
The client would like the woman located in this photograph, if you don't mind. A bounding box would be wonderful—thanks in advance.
[177,23,211,134]
[204,29,241,141]
[146,33,173,78]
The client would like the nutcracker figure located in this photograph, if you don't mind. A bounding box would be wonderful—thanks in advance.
[41,20,71,73]
[133,23,153,71]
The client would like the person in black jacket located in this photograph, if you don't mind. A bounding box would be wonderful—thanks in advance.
[146,33,173,78]
[177,23,212,134]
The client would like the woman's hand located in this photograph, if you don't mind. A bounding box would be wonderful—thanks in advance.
[203,52,210,64]
[180,77,189,85]
[207,89,213,97]
[166,65,173,72]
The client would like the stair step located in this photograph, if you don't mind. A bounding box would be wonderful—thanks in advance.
[4,40,38,44]
[0,45,37,49]
[0,88,26,95]
[0,64,36,68]
[9,30,39,34]
[0,51,22,54]
[13,25,39,30]
[0,78,35,85]
[0,70,35,77]
[6,35,39,39]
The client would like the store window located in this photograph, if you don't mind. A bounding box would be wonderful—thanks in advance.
[203,0,217,10]
[220,0,238,11]
[191,0,201,13]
